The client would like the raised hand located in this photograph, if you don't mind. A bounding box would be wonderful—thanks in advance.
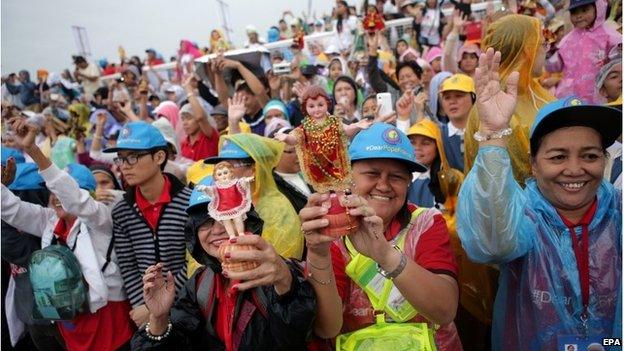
[1,157,16,186]
[227,92,247,122]
[292,81,311,105]
[143,263,175,320]
[8,117,38,150]
[474,48,519,133]
[396,90,415,119]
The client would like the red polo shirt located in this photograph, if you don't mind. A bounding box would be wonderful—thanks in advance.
[181,129,219,161]
[135,175,172,231]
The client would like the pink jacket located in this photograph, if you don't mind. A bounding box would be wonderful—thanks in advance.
[546,0,620,103]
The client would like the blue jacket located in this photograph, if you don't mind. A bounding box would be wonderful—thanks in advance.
[439,123,464,171]
[457,146,621,351]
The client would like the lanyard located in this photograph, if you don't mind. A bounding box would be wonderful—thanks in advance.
[559,200,597,334]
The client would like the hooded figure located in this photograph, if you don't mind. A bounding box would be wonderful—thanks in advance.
[428,71,453,121]
[547,0,620,103]
[464,15,555,187]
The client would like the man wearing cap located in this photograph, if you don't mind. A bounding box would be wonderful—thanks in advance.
[3,119,135,350]
[145,49,164,67]
[211,57,270,136]
[244,25,266,49]
[179,78,219,161]
[102,121,192,329]
[438,73,475,171]
[457,48,622,350]
[73,56,102,101]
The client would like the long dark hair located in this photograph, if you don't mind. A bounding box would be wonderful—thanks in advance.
[336,0,349,33]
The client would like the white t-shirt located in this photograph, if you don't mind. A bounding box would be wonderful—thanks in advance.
[77,63,102,99]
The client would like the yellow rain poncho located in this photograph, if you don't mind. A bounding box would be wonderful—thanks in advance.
[464,15,555,187]
[223,133,304,259]
[409,120,497,325]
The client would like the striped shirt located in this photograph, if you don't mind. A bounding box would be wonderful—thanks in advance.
[111,174,191,307]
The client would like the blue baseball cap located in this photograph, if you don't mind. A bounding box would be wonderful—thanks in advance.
[9,163,45,191]
[1,147,25,166]
[103,121,167,153]
[186,175,214,213]
[529,96,622,154]
[568,0,595,10]
[204,139,251,164]
[65,163,97,191]
[349,122,427,173]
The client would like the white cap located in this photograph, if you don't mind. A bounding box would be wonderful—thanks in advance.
[324,44,339,55]
[246,25,258,34]
[152,117,180,154]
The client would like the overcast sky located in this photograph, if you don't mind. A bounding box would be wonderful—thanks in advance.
[1,0,337,75]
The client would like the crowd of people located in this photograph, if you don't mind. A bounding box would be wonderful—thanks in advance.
[1,0,622,350]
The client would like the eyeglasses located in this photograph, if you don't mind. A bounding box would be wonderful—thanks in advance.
[113,152,152,166]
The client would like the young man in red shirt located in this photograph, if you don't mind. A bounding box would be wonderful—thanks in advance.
[104,121,191,329]
[180,78,219,160]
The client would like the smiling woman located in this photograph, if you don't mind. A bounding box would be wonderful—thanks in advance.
[300,123,463,350]
[457,48,622,350]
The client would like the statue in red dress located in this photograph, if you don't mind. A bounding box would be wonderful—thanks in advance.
[363,5,385,34]
[275,85,373,236]
[196,161,253,239]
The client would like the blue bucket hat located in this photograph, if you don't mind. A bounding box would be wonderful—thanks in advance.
[186,176,214,213]
[1,147,26,166]
[103,121,167,153]
[529,96,622,154]
[65,163,97,191]
[349,122,427,173]
[9,163,45,191]
[204,139,251,164]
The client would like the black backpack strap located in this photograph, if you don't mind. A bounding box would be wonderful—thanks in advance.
[195,268,217,336]
[101,234,114,273]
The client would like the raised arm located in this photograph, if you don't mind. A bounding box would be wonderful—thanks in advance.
[456,48,534,264]
[8,117,113,231]
[183,76,215,138]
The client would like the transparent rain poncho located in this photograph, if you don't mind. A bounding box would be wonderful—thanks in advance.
[457,147,622,350]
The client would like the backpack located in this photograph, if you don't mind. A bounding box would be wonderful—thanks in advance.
[29,236,88,321]
[335,207,438,351]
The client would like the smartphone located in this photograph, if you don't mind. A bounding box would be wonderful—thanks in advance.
[376,92,393,117]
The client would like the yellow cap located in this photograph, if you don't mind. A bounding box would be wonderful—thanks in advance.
[407,119,441,141]
[439,74,475,94]
[186,160,214,186]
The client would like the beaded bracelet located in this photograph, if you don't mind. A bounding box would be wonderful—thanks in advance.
[307,270,333,285]
[145,320,172,341]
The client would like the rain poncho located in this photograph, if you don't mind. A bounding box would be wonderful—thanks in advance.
[457,146,622,351]
[464,15,555,187]
[222,134,304,259]
[407,120,496,326]
[546,0,621,103]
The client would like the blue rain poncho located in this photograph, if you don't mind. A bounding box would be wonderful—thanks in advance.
[457,146,621,350]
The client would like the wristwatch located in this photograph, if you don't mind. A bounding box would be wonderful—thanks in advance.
[377,247,407,280]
